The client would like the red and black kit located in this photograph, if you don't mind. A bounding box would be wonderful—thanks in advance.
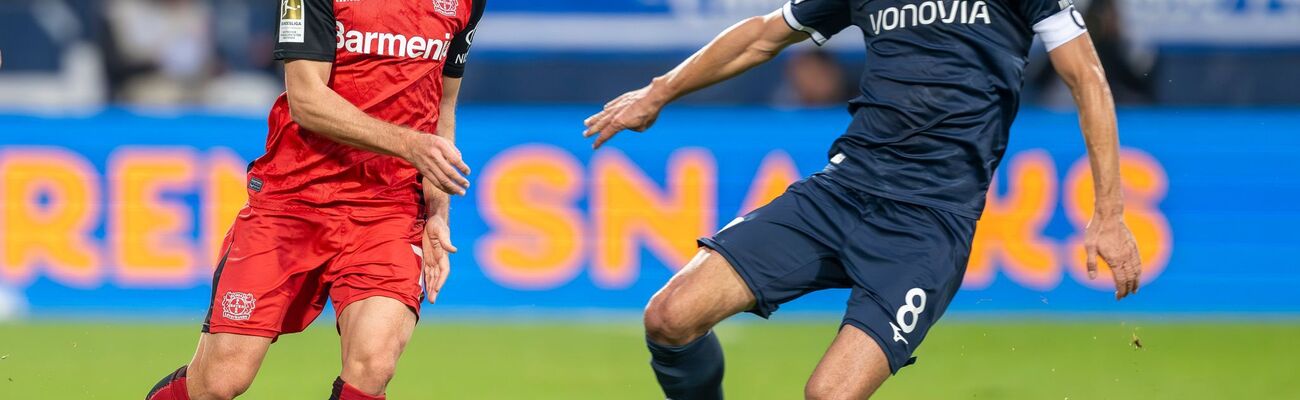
[202,0,486,339]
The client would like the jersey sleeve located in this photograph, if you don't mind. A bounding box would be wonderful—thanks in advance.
[274,0,336,62]
[1020,0,1088,52]
[443,0,487,78]
[781,0,852,46]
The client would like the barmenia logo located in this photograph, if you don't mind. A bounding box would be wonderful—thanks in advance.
[335,22,453,60]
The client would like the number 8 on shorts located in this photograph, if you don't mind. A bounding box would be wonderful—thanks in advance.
[890,288,927,344]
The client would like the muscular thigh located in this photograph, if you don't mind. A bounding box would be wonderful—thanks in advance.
[338,296,417,364]
[696,173,861,318]
[806,324,892,399]
[648,249,757,330]
[187,333,273,393]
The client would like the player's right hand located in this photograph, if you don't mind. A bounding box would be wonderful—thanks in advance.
[1085,214,1143,300]
[583,85,665,149]
[402,132,471,195]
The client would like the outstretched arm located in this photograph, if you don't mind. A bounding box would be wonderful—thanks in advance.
[582,9,809,148]
[1049,35,1143,300]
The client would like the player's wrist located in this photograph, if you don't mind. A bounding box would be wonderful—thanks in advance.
[395,129,420,160]
[427,193,450,210]
[646,77,676,108]
[398,128,439,163]
[1092,203,1125,222]
[423,180,451,208]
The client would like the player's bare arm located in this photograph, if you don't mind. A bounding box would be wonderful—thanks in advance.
[438,77,463,142]
[1049,35,1143,300]
[420,75,465,304]
[583,10,807,148]
[283,59,472,195]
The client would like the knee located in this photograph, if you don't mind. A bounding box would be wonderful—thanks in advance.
[803,379,843,400]
[188,370,253,400]
[343,353,399,390]
[805,375,878,400]
[643,294,708,346]
[201,383,251,400]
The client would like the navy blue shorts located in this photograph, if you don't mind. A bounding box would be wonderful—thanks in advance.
[698,173,976,373]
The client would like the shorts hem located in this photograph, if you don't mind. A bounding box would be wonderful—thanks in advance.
[697,237,775,318]
[333,290,422,322]
[203,325,282,340]
[842,318,905,374]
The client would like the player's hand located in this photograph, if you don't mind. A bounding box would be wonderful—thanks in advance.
[1084,214,1143,300]
[421,213,456,304]
[402,132,471,195]
[583,85,665,149]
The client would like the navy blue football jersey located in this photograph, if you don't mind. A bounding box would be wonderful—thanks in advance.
[783,0,1087,219]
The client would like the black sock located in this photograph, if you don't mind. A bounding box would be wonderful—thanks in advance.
[647,330,725,400]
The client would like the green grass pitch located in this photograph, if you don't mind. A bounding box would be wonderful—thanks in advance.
[1,319,1296,399]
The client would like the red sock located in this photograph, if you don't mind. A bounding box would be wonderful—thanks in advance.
[147,366,191,400]
[331,377,385,400]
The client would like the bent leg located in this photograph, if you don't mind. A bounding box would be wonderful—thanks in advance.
[645,174,874,399]
[644,249,755,345]
[643,249,756,400]
[804,325,891,400]
[178,333,272,400]
[154,205,329,400]
[337,296,418,397]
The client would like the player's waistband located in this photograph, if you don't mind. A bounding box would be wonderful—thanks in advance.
[821,152,983,221]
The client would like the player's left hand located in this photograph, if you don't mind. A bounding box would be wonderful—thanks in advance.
[583,85,665,149]
[421,214,457,304]
[1084,215,1143,300]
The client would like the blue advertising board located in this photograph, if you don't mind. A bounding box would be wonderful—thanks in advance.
[0,106,1297,319]
[474,0,1300,49]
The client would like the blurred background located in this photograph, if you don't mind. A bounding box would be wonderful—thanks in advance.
[1,0,1299,398]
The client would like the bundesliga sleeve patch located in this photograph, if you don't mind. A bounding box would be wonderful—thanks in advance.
[279,0,306,43]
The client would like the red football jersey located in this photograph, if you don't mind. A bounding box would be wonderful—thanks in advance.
[249,0,485,215]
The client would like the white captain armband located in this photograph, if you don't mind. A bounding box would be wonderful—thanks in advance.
[1034,5,1087,52]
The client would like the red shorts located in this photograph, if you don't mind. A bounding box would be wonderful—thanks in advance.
[202,205,425,339]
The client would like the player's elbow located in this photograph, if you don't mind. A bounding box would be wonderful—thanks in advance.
[286,90,325,131]
[745,41,784,61]
[746,13,798,59]
[1063,68,1113,109]
[1063,63,1110,96]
